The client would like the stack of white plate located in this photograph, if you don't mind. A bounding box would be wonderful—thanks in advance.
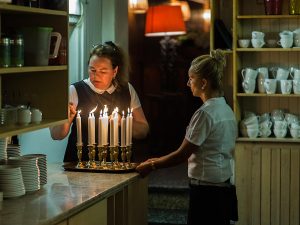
[8,156,40,193]
[0,137,8,161]
[0,165,26,198]
[23,154,47,185]
[7,144,21,158]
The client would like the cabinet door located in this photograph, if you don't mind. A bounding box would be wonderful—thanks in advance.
[68,199,107,225]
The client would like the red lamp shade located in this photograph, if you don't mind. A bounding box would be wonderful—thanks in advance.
[145,5,186,37]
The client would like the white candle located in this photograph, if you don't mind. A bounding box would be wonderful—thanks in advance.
[113,108,119,146]
[129,108,133,145]
[126,108,133,146]
[98,110,103,146]
[121,111,126,147]
[102,105,109,145]
[88,106,97,145]
[76,110,82,145]
[110,113,114,146]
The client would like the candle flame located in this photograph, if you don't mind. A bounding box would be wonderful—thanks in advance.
[104,105,108,113]
[78,110,81,115]
[122,110,125,116]
[90,105,97,114]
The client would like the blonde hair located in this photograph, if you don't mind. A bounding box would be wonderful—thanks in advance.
[189,49,226,94]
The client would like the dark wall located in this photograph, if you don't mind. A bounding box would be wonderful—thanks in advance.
[128,1,210,159]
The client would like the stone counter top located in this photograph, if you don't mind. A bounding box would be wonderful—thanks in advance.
[0,163,141,225]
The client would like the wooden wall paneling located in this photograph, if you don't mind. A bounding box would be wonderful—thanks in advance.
[251,146,261,225]
[115,190,125,225]
[280,148,291,225]
[261,147,271,225]
[235,143,252,225]
[271,148,281,225]
[290,148,300,225]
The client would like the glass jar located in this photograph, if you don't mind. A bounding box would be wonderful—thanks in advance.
[10,35,24,67]
[0,37,11,67]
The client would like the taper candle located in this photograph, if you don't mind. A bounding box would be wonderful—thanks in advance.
[98,110,103,146]
[88,106,97,145]
[76,110,82,145]
[121,111,126,147]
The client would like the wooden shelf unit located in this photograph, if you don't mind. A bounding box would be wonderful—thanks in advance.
[0,3,69,137]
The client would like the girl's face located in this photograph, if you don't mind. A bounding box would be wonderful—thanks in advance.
[187,71,202,97]
[88,55,118,90]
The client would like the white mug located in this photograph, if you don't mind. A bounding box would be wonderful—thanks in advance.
[17,108,31,125]
[241,68,258,80]
[280,80,292,94]
[264,78,277,94]
[290,128,300,138]
[290,67,300,80]
[242,77,256,93]
[257,67,269,79]
[251,38,265,48]
[30,108,42,124]
[273,128,287,138]
[292,79,300,94]
[277,38,293,48]
[252,31,265,39]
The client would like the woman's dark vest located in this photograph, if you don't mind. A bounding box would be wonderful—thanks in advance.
[64,81,131,162]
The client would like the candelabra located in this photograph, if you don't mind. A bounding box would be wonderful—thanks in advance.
[86,144,96,168]
[76,144,84,168]
[74,143,135,171]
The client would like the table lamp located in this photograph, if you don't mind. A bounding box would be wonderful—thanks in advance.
[145,5,186,91]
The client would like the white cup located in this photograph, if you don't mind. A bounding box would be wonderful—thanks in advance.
[292,79,300,94]
[30,108,42,124]
[274,128,287,138]
[277,37,293,48]
[247,128,261,138]
[275,67,290,80]
[243,115,259,126]
[251,38,265,48]
[238,39,250,48]
[284,113,298,125]
[259,113,270,123]
[264,78,277,94]
[290,67,300,80]
[280,80,292,94]
[260,128,272,138]
[290,128,300,138]
[242,77,256,93]
[257,67,269,79]
[289,121,300,129]
[279,30,293,39]
[252,31,265,39]
[259,120,272,130]
[274,120,288,129]
[241,68,258,80]
[17,108,31,125]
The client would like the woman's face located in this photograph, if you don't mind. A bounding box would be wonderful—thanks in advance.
[187,71,202,97]
[88,55,118,90]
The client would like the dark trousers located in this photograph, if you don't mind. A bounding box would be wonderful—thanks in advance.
[187,183,231,225]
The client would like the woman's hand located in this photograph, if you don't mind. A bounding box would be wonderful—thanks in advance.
[69,102,77,123]
[136,158,159,177]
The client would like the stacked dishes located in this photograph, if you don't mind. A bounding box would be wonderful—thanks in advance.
[23,154,47,185]
[8,156,40,193]
[0,137,8,161]
[0,165,26,198]
[7,144,21,158]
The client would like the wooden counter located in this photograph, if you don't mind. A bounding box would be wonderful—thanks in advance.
[0,163,148,225]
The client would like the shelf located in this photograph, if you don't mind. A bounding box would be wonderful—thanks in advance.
[237,137,300,143]
[0,65,68,74]
[237,93,300,97]
[236,48,300,52]
[237,15,300,19]
[0,3,67,16]
[0,119,68,138]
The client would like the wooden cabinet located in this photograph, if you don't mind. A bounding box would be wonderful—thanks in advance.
[211,1,300,225]
[233,0,300,142]
[0,4,68,138]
